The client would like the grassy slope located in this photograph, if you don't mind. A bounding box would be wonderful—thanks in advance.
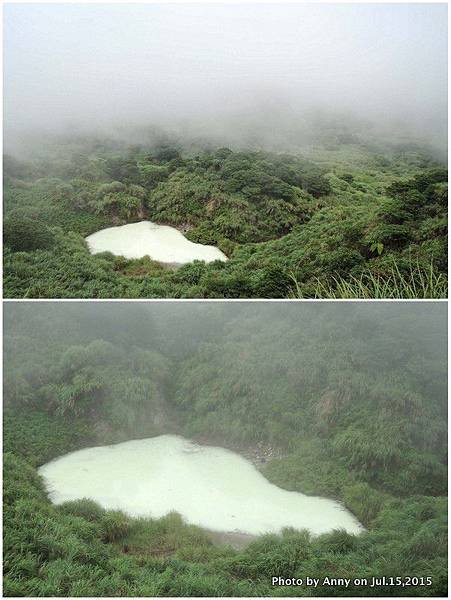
[3,142,447,298]
[4,410,447,597]
[3,304,447,597]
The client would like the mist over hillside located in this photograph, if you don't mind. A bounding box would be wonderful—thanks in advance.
[4,3,448,157]
[4,301,447,463]
[3,4,448,300]
[3,301,448,596]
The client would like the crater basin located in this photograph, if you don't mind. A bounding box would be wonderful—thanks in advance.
[85,221,228,264]
[39,435,363,537]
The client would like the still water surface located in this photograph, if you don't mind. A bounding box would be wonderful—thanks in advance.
[39,435,363,536]
[86,221,228,263]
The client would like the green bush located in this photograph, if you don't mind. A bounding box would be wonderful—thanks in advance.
[4,211,55,252]
[4,141,446,299]
[100,510,132,543]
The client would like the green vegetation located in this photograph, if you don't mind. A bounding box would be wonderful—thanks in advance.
[3,303,447,596]
[3,136,447,298]
[295,261,448,299]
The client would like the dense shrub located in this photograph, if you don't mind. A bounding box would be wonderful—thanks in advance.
[3,300,447,597]
[4,141,446,298]
[4,211,55,252]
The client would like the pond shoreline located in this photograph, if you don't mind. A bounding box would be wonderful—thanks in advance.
[89,425,283,469]
[40,434,363,538]
[186,433,284,468]
[85,220,228,264]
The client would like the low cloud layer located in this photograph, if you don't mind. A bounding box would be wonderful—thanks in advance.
[4,3,448,152]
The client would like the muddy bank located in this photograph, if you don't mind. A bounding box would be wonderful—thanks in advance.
[206,529,257,550]
[190,434,284,468]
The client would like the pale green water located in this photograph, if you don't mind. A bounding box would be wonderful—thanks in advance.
[39,435,363,536]
[86,221,227,263]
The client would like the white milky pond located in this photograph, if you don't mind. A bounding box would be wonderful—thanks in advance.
[39,435,363,537]
[85,221,228,264]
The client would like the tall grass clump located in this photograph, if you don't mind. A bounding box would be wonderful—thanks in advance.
[291,261,447,299]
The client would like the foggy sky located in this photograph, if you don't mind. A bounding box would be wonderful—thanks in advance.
[4,3,448,152]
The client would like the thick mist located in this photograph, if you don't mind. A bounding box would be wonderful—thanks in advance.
[4,3,448,155]
[4,301,447,388]
[4,300,448,596]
